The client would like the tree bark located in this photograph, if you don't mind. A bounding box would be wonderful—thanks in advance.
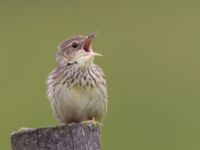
[10,123,101,150]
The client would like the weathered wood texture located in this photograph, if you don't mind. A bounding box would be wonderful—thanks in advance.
[10,123,101,150]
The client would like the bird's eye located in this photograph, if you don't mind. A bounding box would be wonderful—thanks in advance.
[72,42,79,48]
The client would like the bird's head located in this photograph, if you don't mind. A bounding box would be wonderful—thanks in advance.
[56,32,102,66]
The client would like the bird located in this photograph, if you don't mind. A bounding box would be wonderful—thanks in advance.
[46,32,107,125]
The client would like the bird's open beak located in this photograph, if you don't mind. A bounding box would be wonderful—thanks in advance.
[82,32,102,57]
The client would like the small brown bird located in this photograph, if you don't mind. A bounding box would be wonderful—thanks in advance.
[47,33,107,124]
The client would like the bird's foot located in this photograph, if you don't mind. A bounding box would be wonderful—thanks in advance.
[17,127,33,132]
[81,117,103,128]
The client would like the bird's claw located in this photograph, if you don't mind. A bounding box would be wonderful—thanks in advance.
[81,119,103,128]
[17,127,33,132]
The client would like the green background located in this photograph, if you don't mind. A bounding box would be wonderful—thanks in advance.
[1,0,200,149]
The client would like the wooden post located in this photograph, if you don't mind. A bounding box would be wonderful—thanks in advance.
[10,123,101,150]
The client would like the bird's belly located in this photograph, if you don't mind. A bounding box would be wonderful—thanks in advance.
[55,86,106,123]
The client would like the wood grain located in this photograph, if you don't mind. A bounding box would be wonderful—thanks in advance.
[11,123,101,150]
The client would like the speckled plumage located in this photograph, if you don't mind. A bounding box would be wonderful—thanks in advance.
[47,33,107,124]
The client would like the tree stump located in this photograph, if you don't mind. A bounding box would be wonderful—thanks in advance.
[10,123,101,150]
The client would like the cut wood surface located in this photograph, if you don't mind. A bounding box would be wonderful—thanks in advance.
[10,123,101,150]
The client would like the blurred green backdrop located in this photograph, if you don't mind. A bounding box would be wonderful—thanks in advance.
[1,0,200,149]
